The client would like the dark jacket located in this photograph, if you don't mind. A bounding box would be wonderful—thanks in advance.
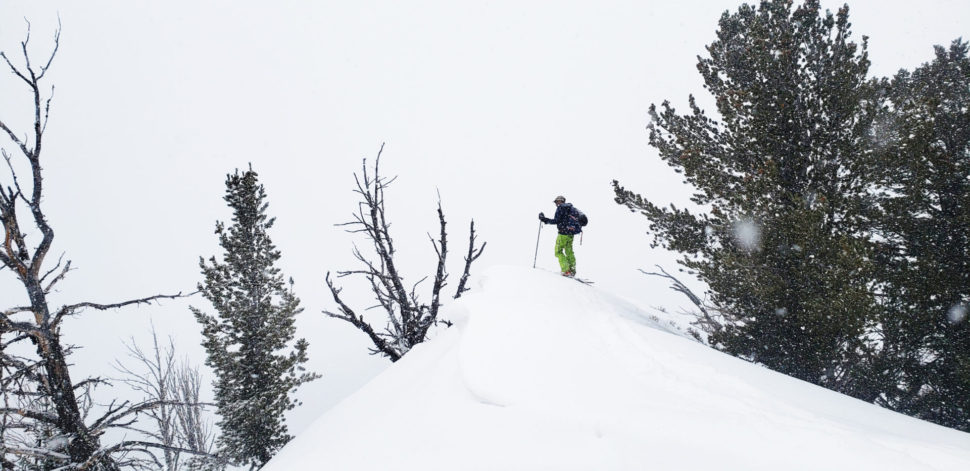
[540,203,582,235]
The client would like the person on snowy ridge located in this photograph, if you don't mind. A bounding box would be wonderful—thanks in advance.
[539,195,584,277]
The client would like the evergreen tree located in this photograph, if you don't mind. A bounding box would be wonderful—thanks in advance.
[192,168,319,469]
[871,40,970,431]
[613,0,879,392]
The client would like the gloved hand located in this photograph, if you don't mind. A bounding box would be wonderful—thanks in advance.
[538,212,545,221]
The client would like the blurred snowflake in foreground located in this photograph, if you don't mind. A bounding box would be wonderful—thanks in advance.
[947,303,967,324]
[733,219,762,253]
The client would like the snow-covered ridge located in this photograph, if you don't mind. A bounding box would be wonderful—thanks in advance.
[265,265,970,470]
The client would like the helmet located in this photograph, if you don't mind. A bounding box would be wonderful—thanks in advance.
[554,195,566,203]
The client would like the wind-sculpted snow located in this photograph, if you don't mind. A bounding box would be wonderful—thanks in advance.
[265,265,970,470]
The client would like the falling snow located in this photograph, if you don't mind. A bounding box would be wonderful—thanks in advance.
[263,266,970,471]
[947,303,968,324]
[733,219,762,252]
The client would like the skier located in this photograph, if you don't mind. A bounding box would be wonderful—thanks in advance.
[539,195,583,277]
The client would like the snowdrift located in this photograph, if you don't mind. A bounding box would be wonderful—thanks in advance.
[266,265,970,470]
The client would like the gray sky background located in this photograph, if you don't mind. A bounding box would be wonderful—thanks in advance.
[1,0,967,436]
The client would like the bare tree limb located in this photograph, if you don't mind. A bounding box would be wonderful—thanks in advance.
[40,254,70,292]
[425,195,448,337]
[454,219,486,299]
[2,445,70,462]
[1,306,32,317]
[0,49,31,88]
[323,272,401,361]
[640,264,722,334]
[52,291,192,329]
[77,439,216,471]
[91,398,212,435]
[58,291,191,314]
[101,440,215,457]
[72,377,110,391]
[1,333,31,349]
[34,17,60,82]
[0,318,43,336]
[169,358,216,461]
[0,407,58,424]
[324,146,485,361]
[2,149,29,206]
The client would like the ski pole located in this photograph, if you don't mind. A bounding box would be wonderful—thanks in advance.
[533,221,543,268]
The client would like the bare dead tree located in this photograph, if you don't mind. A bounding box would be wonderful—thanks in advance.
[0,22,192,470]
[640,265,723,340]
[115,331,177,470]
[168,361,218,470]
[114,326,218,471]
[324,144,486,361]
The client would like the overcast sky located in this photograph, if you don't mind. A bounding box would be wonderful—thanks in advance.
[2,0,967,435]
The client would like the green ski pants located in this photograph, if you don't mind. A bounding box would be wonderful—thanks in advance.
[554,234,576,273]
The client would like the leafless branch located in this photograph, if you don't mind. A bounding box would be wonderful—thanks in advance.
[169,359,216,460]
[0,318,42,336]
[324,145,485,361]
[103,440,215,457]
[73,377,110,391]
[52,291,192,328]
[0,407,58,424]
[2,149,28,204]
[2,445,70,462]
[323,272,401,361]
[0,49,31,87]
[454,219,486,299]
[35,17,60,81]
[38,252,68,286]
[59,291,191,314]
[1,333,30,349]
[640,265,722,334]
[426,196,448,335]
[1,306,32,317]
[77,439,217,471]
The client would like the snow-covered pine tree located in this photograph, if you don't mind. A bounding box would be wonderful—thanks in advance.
[613,0,879,392]
[870,40,970,432]
[192,168,319,469]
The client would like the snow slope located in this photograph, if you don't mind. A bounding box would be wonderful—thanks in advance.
[265,265,970,470]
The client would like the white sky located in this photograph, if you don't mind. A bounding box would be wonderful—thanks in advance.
[1,0,967,436]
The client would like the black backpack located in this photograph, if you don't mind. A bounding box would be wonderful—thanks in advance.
[569,205,588,228]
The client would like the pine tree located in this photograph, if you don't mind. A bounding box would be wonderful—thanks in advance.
[871,40,970,431]
[613,0,879,392]
[192,168,319,469]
